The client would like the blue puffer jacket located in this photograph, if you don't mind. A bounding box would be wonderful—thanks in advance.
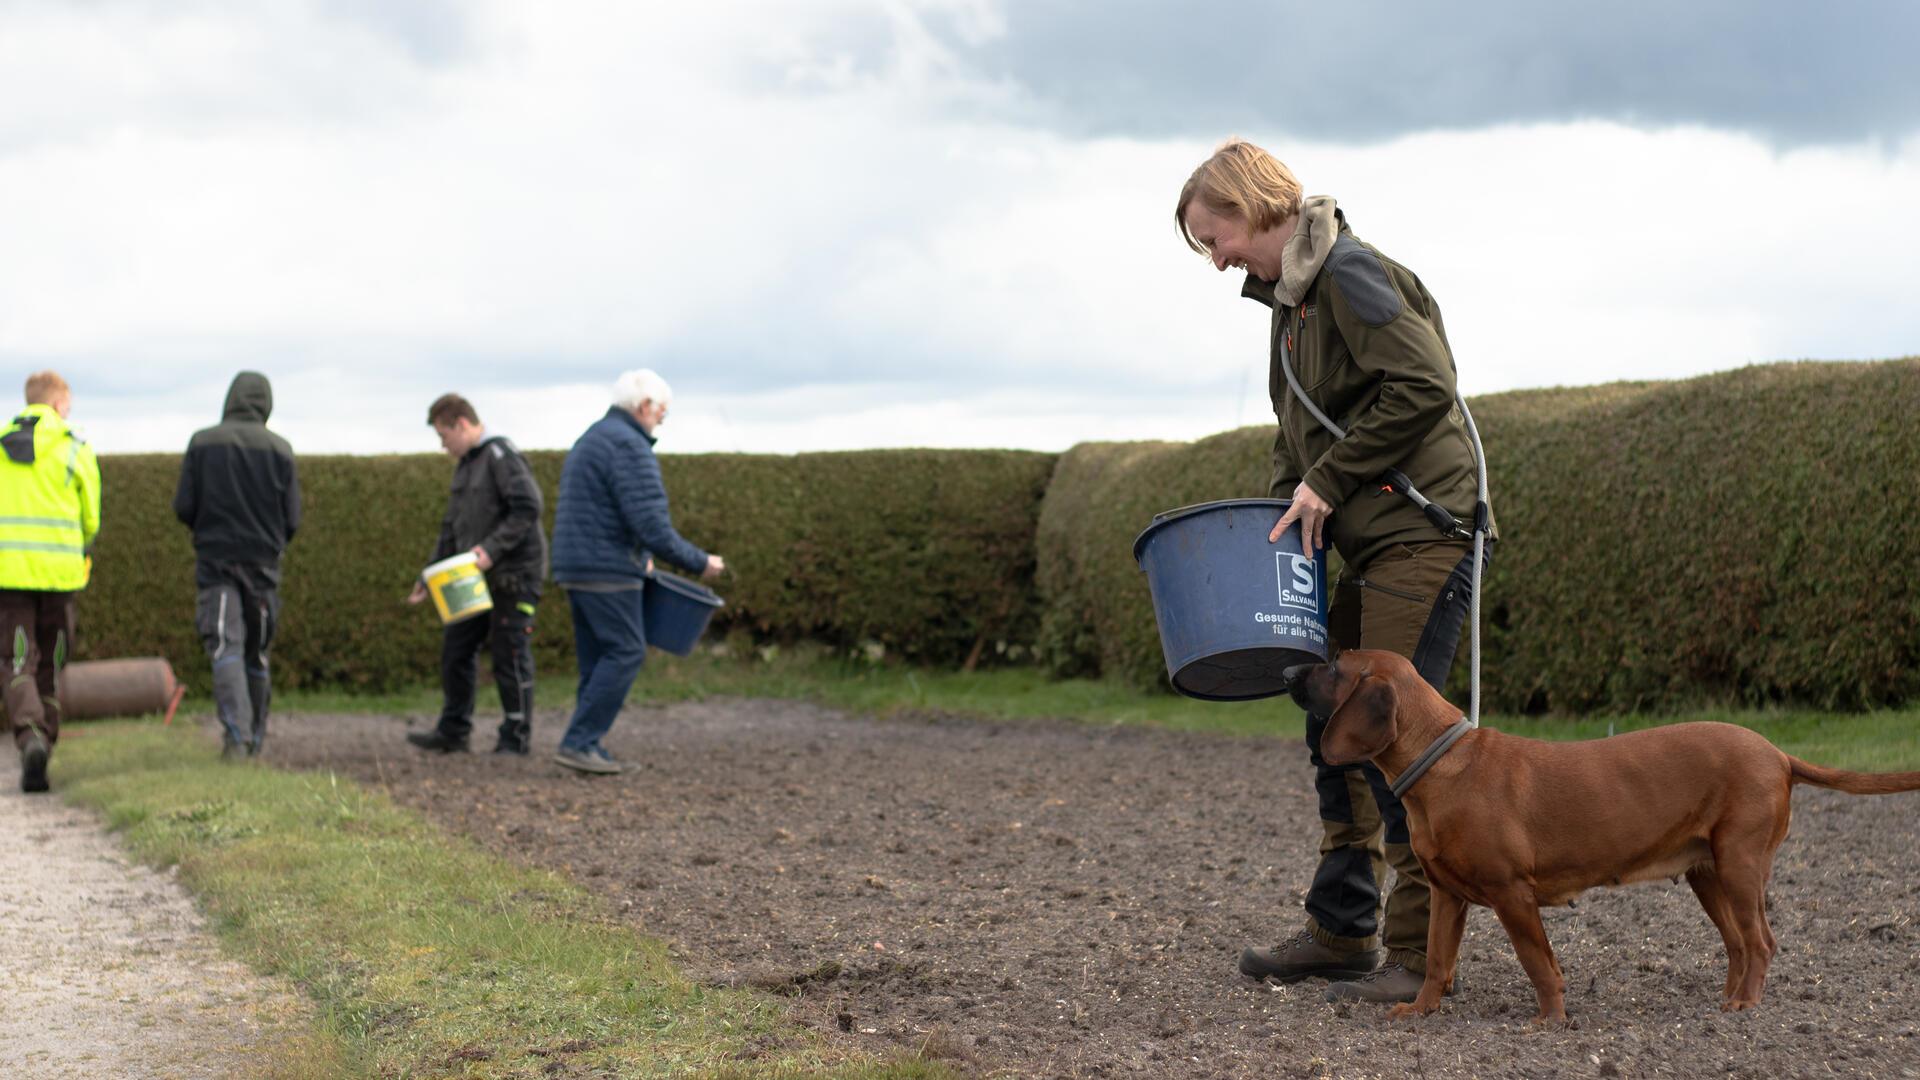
[550,407,708,585]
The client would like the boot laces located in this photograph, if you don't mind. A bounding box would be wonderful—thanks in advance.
[1274,928,1314,951]
[1355,962,1406,983]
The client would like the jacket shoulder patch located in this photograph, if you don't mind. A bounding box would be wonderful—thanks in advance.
[1329,242,1403,327]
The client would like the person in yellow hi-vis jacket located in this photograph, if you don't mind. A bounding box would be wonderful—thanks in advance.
[0,371,101,793]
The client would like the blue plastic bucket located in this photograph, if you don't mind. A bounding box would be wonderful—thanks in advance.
[1132,498,1330,701]
[642,571,726,656]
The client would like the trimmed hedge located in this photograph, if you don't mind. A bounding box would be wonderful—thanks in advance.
[81,449,1055,693]
[73,360,1920,713]
[1036,359,1920,714]
[1034,434,1271,687]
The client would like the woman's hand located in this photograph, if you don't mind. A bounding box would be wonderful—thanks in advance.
[1270,481,1332,557]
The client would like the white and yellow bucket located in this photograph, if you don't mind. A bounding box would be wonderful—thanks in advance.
[421,552,493,624]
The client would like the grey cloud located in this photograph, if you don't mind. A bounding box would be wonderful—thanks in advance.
[317,0,475,65]
[0,0,478,156]
[788,0,1920,146]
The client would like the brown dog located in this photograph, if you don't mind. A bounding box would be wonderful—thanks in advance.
[1285,648,1920,1021]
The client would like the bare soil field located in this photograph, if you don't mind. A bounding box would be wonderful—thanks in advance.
[269,700,1920,1079]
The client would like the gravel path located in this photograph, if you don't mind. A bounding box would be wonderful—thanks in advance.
[0,773,311,1079]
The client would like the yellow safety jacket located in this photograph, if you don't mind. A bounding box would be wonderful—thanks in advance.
[0,403,101,592]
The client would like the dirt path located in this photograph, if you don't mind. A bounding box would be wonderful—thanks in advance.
[273,701,1920,1079]
[0,777,311,1079]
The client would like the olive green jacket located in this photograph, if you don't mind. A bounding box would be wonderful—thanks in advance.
[1243,197,1493,571]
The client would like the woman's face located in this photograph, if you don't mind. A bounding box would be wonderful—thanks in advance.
[1184,201,1291,282]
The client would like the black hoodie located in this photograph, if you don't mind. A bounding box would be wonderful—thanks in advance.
[174,372,301,584]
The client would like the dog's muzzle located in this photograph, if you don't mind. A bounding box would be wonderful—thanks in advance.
[1281,663,1316,708]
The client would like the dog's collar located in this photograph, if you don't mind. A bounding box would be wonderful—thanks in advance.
[1389,718,1473,800]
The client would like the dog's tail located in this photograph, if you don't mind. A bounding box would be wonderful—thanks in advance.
[1788,756,1920,795]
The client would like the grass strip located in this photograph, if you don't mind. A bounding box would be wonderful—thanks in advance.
[289,645,1920,772]
[56,723,959,1080]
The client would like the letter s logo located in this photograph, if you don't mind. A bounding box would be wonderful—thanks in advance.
[1290,556,1315,598]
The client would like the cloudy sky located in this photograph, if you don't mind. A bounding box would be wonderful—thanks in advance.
[2,0,1916,455]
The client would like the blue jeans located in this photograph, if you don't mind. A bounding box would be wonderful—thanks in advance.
[558,587,646,754]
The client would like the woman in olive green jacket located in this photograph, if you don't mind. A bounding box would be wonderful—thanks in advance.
[1175,139,1494,1006]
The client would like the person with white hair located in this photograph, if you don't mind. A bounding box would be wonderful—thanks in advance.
[547,369,724,774]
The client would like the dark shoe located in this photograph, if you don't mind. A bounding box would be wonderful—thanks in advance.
[20,730,49,793]
[1324,963,1444,1004]
[221,734,245,761]
[406,730,470,753]
[553,747,621,775]
[492,738,530,755]
[1239,929,1383,983]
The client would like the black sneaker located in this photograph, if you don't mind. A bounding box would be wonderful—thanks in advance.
[1239,928,1383,983]
[406,730,470,753]
[20,730,49,793]
[492,738,530,755]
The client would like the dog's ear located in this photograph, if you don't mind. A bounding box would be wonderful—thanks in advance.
[1321,674,1398,765]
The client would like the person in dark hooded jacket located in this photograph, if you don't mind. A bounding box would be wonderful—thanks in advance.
[173,372,300,757]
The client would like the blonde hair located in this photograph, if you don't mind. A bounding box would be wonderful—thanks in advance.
[24,370,69,406]
[1175,139,1302,255]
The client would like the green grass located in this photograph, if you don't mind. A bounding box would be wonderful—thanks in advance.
[277,644,1920,771]
[56,724,961,1080]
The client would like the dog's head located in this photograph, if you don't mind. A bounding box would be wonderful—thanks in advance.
[1282,649,1402,766]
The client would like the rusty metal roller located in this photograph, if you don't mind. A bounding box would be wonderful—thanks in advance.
[56,658,184,721]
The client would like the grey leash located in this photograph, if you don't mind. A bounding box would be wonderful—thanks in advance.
[1279,333,1490,728]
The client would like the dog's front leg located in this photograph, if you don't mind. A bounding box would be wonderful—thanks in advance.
[1489,889,1568,1022]
[1389,886,1467,1019]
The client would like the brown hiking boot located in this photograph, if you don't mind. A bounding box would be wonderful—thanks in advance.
[1239,928,1383,983]
[1323,962,1448,1004]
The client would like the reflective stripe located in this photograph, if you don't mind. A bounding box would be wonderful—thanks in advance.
[0,540,85,554]
[213,590,229,661]
[0,516,82,529]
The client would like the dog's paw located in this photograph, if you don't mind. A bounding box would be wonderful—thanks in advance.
[1387,1002,1432,1021]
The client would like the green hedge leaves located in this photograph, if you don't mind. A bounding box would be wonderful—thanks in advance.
[83,449,1055,693]
[1035,359,1920,714]
[78,360,1920,713]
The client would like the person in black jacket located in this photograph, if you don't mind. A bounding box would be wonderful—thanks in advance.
[406,394,548,755]
[173,371,300,758]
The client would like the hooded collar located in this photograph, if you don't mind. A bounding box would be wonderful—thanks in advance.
[222,371,273,424]
[1236,196,1343,309]
[1276,195,1341,307]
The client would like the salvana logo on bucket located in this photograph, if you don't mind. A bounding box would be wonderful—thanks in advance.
[1275,553,1317,612]
[1258,553,1327,648]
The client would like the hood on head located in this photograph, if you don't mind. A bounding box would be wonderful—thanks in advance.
[222,371,273,423]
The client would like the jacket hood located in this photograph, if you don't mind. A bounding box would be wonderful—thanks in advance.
[1277,195,1341,307]
[222,372,273,423]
